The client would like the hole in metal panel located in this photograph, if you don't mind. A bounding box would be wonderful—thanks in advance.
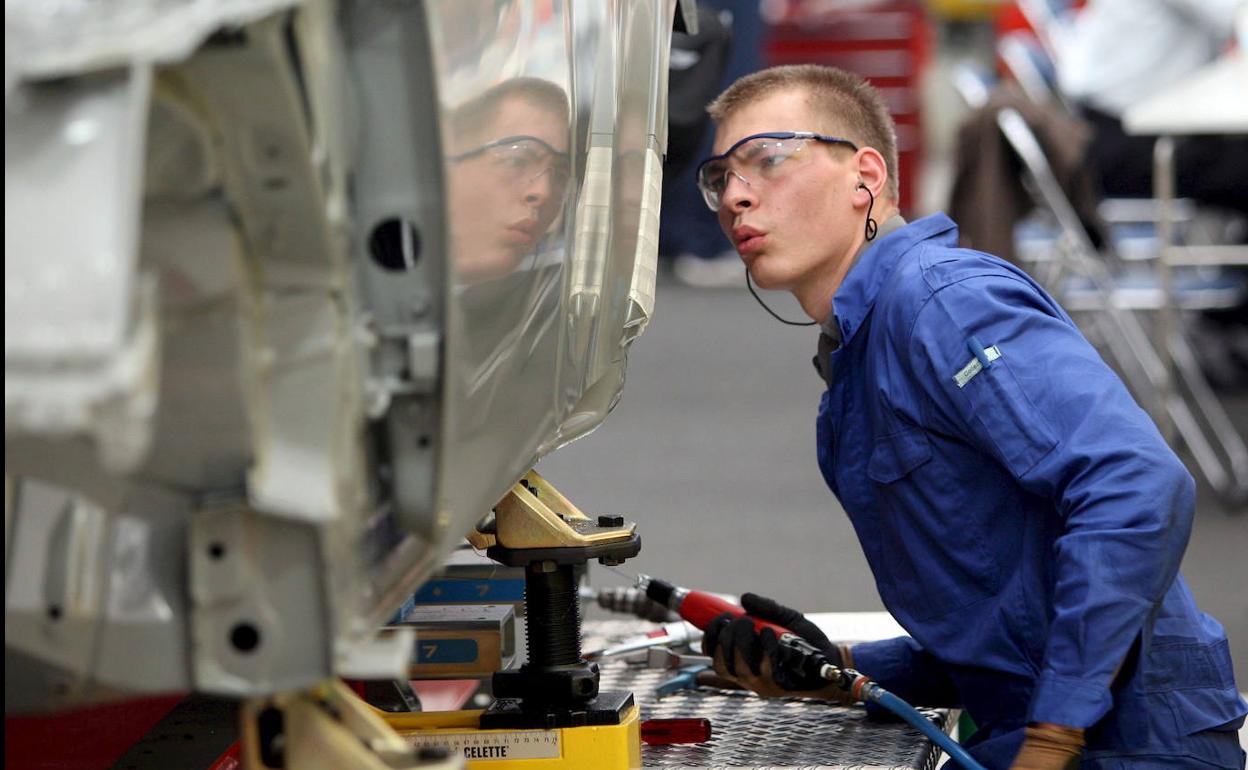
[368,218,421,271]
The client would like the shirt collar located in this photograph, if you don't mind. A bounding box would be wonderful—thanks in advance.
[818,213,906,344]
[824,213,958,346]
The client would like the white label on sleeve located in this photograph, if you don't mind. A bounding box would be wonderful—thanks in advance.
[953,345,1001,388]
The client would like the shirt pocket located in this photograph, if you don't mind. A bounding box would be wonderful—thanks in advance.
[1143,638,1247,737]
[867,426,932,483]
[955,352,1058,479]
[867,428,1000,621]
[1143,638,1236,693]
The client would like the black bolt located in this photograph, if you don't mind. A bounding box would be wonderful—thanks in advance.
[524,564,582,668]
[597,515,624,527]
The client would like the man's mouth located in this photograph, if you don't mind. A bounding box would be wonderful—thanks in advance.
[733,226,766,255]
[504,221,539,245]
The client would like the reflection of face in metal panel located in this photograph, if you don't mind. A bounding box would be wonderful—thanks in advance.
[445,79,571,283]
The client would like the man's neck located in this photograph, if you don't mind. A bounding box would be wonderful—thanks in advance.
[793,204,900,322]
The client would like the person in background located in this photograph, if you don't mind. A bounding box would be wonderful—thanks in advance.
[1055,0,1248,211]
[660,0,763,287]
[694,63,1247,769]
[1057,0,1248,389]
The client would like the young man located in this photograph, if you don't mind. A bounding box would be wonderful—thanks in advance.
[445,77,571,283]
[696,65,1246,770]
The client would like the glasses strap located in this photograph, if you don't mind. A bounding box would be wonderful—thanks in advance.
[860,183,878,241]
[745,269,817,327]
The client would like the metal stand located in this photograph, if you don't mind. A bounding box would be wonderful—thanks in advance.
[479,472,642,729]
[387,471,645,768]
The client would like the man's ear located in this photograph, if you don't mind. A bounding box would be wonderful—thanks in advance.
[853,147,889,204]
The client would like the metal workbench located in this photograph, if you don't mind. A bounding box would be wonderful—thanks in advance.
[586,619,953,770]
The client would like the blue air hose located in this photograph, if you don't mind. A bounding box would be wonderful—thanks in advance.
[782,633,989,770]
[861,683,988,770]
[648,578,990,768]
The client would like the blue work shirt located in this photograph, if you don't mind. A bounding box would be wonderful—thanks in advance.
[816,214,1246,769]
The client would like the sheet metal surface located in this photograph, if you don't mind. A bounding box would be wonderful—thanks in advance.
[586,620,951,770]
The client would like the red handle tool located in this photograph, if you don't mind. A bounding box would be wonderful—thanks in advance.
[640,576,791,636]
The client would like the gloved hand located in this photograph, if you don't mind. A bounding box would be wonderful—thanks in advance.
[1009,723,1084,770]
[701,593,856,702]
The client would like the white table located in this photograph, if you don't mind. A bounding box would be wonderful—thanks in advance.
[1124,54,1248,136]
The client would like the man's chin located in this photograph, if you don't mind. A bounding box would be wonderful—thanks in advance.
[746,261,786,291]
[456,245,525,282]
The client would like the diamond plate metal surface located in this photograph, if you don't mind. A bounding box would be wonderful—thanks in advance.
[586,620,951,770]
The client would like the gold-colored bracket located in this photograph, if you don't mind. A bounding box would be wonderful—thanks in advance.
[467,470,634,551]
[465,526,495,550]
[241,679,463,769]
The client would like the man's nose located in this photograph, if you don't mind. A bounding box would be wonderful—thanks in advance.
[523,168,559,207]
[721,171,755,212]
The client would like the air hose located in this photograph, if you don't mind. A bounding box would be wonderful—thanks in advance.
[787,635,989,770]
[859,682,987,770]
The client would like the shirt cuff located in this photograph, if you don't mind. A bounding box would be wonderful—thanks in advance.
[1027,671,1114,727]
[850,637,923,684]
[849,637,961,708]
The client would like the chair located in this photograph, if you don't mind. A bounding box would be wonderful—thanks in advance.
[1014,0,1074,65]
[997,31,1074,113]
[995,104,1248,506]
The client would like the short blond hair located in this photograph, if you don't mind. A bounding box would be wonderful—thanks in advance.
[448,77,569,146]
[708,65,899,200]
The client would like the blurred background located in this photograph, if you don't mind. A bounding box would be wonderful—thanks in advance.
[540,0,1248,687]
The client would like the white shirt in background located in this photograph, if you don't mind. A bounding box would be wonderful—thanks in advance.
[1056,0,1243,117]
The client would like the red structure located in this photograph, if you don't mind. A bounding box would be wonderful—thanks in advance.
[764,0,932,215]
[5,695,184,770]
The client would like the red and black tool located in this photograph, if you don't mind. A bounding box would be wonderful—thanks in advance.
[637,575,791,636]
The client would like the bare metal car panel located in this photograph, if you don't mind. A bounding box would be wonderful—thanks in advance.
[4,0,676,707]
[432,0,668,536]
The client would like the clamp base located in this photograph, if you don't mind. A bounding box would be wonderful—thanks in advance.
[480,690,635,730]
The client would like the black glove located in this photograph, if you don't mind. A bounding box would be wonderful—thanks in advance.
[702,593,847,692]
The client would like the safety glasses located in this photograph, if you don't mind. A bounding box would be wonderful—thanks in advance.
[695,131,858,211]
[449,134,572,192]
